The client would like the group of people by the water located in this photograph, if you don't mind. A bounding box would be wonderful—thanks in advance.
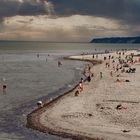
[103,50,136,80]
[75,49,136,104]
[36,53,63,67]
[75,63,94,96]
[102,49,137,109]
[31,50,137,108]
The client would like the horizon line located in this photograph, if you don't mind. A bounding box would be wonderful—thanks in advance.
[0,40,89,43]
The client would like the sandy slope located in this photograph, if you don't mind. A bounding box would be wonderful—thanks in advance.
[31,50,140,140]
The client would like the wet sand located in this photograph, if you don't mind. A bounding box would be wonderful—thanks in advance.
[27,50,140,140]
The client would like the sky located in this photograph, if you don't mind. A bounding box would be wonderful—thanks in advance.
[0,0,140,42]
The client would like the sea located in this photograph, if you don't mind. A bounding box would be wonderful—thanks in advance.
[0,41,140,140]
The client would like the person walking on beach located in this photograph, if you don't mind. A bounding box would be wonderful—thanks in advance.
[96,54,98,59]
[87,75,91,82]
[87,64,91,73]
[80,78,84,83]
[78,81,83,92]
[100,72,103,79]
[110,71,113,77]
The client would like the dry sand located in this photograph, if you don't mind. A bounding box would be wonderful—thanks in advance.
[27,50,140,140]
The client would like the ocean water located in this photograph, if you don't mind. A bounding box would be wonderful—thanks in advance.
[0,41,140,53]
[0,42,140,140]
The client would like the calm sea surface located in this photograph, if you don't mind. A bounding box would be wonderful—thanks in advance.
[0,41,140,52]
[0,42,140,140]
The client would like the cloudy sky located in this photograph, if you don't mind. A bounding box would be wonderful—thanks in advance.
[0,0,140,42]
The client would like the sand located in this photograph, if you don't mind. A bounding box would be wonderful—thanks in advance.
[27,50,140,140]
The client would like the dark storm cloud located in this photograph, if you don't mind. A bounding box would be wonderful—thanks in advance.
[0,0,19,22]
[0,0,140,25]
[0,0,47,23]
[18,1,46,16]
[49,0,140,25]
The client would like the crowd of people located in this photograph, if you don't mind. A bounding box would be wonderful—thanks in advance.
[74,49,137,112]
[103,50,136,81]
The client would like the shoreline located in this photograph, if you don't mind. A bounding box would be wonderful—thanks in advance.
[27,50,140,140]
[26,56,102,140]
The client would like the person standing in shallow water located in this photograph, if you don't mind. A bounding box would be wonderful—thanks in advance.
[58,61,62,67]
[2,77,7,94]
[37,53,39,58]
[2,84,7,94]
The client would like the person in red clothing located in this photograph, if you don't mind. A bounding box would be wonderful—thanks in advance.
[78,81,83,92]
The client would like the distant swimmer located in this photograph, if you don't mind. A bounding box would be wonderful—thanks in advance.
[58,61,62,67]
[2,77,7,94]
[37,53,39,58]
[2,84,7,94]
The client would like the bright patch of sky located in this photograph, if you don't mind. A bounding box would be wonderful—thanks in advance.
[0,15,130,42]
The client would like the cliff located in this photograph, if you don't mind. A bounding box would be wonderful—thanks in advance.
[90,36,140,43]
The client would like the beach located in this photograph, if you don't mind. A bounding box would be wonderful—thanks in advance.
[1,43,139,140]
[27,50,140,140]
[1,0,140,139]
